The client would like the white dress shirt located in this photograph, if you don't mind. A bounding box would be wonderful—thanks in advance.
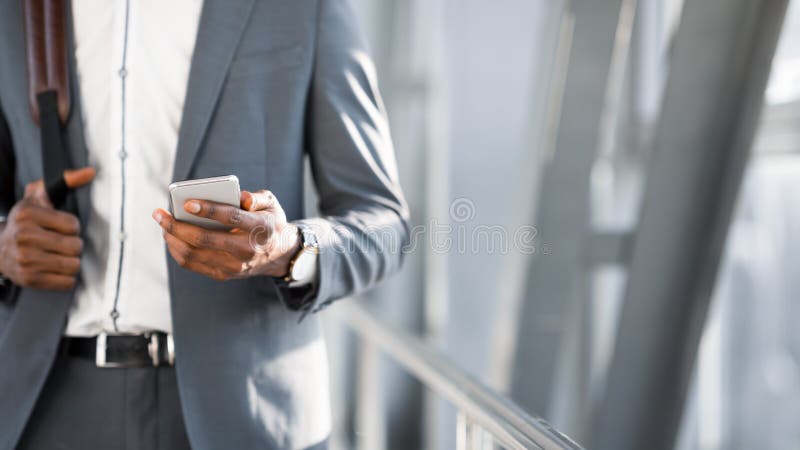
[67,0,204,336]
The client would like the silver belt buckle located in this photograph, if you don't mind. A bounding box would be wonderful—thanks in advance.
[95,332,123,368]
[146,332,176,367]
[167,334,175,366]
[95,332,175,368]
[147,333,160,367]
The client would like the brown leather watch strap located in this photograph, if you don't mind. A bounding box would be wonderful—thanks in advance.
[24,0,70,125]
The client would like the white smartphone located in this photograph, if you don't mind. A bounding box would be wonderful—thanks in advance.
[168,175,241,230]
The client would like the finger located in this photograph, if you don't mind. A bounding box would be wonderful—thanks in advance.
[183,200,264,231]
[182,260,233,282]
[163,232,244,276]
[16,225,83,256]
[16,205,81,235]
[19,250,81,276]
[154,208,230,252]
[163,231,193,267]
[24,180,43,198]
[241,190,277,212]
[23,180,51,207]
[164,234,239,281]
[26,273,76,291]
[64,167,97,189]
[155,208,254,259]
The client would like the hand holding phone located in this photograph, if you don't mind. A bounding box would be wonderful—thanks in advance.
[168,175,241,230]
[154,180,303,282]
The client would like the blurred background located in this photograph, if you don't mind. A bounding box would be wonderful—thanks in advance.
[308,0,800,449]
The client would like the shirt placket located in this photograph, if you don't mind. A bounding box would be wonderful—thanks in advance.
[104,0,133,333]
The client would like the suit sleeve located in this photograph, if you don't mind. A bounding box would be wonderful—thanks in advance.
[0,101,20,302]
[0,105,16,217]
[273,0,410,314]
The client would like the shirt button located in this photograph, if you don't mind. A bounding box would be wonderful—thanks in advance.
[118,68,128,78]
[119,149,128,160]
[119,231,127,242]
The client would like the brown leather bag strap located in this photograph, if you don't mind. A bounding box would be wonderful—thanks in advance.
[24,0,70,125]
[23,0,73,209]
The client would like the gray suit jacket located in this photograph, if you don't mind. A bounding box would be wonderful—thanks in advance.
[0,1,409,449]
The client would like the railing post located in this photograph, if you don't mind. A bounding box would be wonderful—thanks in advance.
[459,413,497,450]
[356,338,386,450]
[456,411,469,450]
[457,412,487,450]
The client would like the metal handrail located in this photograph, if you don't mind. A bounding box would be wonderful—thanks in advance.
[335,302,584,450]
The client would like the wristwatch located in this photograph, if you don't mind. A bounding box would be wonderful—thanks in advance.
[283,224,319,286]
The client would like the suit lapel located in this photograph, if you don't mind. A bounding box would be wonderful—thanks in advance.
[172,0,256,182]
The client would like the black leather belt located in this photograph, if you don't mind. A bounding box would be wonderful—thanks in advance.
[60,332,175,368]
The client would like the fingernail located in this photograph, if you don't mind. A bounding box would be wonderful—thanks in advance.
[153,211,163,223]
[185,201,201,214]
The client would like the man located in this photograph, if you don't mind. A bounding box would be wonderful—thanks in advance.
[0,0,409,449]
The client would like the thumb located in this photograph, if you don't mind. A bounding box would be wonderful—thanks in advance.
[241,190,277,212]
[64,167,96,189]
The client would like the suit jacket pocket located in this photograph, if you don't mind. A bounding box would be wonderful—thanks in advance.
[228,44,305,80]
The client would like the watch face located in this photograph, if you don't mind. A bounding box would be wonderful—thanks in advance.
[291,249,317,282]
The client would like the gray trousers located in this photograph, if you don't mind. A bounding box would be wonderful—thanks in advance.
[16,351,191,450]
